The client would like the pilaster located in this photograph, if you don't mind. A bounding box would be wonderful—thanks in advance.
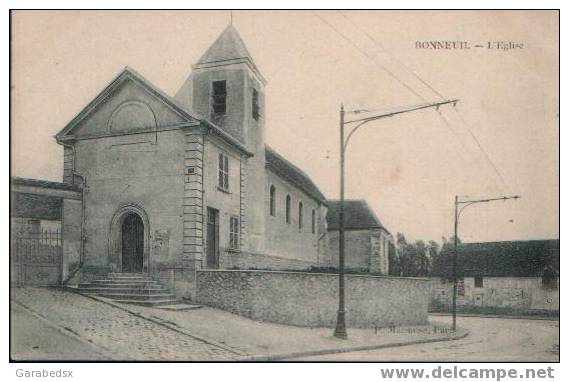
[183,128,205,268]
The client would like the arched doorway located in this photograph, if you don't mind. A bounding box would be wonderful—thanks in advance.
[121,213,144,272]
[108,203,150,273]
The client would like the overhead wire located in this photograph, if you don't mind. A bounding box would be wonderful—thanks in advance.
[311,11,427,102]
[328,11,511,193]
[337,10,447,102]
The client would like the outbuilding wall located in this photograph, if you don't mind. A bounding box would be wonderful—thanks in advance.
[327,228,390,274]
[429,276,559,314]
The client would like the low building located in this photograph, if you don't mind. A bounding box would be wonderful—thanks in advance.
[326,199,393,274]
[430,239,559,315]
[10,177,82,286]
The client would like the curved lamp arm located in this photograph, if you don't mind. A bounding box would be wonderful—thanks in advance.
[342,98,459,153]
[457,201,480,223]
[343,119,382,154]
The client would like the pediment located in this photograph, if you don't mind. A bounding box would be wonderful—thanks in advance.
[57,67,200,141]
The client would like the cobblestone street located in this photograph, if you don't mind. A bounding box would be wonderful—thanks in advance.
[11,288,241,361]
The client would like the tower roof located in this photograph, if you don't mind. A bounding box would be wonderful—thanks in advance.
[197,25,253,64]
[194,25,265,83]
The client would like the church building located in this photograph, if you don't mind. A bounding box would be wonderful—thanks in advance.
[12,25,392,297]
[53,25,332,294]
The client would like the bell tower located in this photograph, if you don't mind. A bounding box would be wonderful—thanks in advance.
[175,24,268,253]
[176,24,266,153]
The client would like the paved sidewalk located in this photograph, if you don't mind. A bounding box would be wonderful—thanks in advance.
[11,287,466,361]
[11,303,109,361]
[11,288,240,361]
[88,294,467,360]
[429,312,559,321]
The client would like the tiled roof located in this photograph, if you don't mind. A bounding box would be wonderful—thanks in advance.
[326,199,387,231]
[265,146,327,205]
[431,239,560,277]
[11,176,80,191]
[10,177,78,220]
[11,192,63,220]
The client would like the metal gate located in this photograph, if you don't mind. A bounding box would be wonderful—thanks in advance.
[10,229,62,286]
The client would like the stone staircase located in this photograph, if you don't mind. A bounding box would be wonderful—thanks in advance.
[75,272,187,308]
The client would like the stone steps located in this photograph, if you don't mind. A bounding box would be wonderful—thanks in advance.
[107,274,152,280]
[112,298,183,307]
[77,284,170,296]
[95,292,176,301]
[85,281,160,287]
[75,272,186,308]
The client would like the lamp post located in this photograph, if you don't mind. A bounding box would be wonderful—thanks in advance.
[451,195,520,332]
[333,98,459,339]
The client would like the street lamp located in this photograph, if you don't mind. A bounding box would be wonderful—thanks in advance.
[333,98,459,339]
[451,195,520,332]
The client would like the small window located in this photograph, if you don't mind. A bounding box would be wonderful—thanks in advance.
[252,88,260,120]
[212,80,227,114]
[229,216,239,250]
[298,202,303,230]
[542,269,558,290]
[311,209,316,234]
[218,153,229,191]
[285,195,291,224]
[457,278,465,296]
[269,185,276,216]
[474,276,483,288]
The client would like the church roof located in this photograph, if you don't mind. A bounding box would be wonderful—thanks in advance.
[326,199,388,232]
[55,66,200,141]
[265,146,327,205]
[55,67,252,156]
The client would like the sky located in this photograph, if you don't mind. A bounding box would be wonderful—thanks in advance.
[10,10,559,244]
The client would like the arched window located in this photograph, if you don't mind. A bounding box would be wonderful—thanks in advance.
[269,185,276,216]
[298,202,303,230]
[311,209,316,234]
[285,195,291,224]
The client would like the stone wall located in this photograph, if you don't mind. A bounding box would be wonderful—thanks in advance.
[219,250,315,271]
[63,146,74,184]
[196,270,429,328]
[430,277,560,314]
